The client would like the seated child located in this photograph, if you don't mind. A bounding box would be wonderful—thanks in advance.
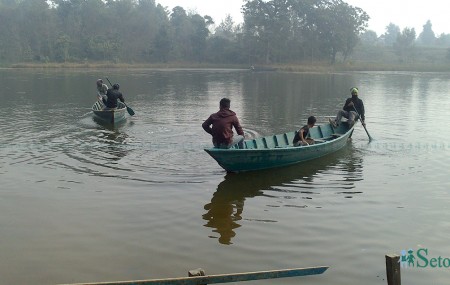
[293,116,316,146]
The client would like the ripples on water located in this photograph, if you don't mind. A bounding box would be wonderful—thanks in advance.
[1,70,449,285]
[2,109,211,186]
[202,145,365,245]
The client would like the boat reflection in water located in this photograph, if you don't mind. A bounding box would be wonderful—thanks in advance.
[92,116,132,161]
[203,144,363,245]
[99,130,130,161]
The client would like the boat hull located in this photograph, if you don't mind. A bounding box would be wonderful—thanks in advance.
[205,122,353,173]
[92,100,127,124]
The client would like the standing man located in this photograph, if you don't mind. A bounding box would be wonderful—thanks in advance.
[202,98,245,149]
[96,79,108,101]
[330,87,366,127]
[103,83,125,109]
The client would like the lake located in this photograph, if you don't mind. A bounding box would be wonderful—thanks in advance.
[0,68,449,285]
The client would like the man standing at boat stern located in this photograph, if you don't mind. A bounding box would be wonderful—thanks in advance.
[330,87,366,127]
[103,83,125,109]
[202,98,245,149]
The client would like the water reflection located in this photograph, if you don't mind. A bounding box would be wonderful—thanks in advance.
[203,173,267,245]
[55,117,133,179]
[203,144,363,244]
[92,117,132,161]
[98,131,129,161]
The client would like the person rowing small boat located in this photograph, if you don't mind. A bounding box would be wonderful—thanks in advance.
[329,87,372,141]
[102,83,125,110]
[92,82,128,124]
[329,87,365,128]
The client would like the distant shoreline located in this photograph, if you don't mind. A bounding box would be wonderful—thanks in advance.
[4,61,450,73]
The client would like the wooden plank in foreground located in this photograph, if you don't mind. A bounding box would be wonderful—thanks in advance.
[63,266,329,285]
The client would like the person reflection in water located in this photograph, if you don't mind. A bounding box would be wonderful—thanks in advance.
[203,194,243,245]
[202,174,264,245]
[202,98,245,149]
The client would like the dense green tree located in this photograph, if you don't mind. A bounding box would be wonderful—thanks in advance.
[6,0,446,67]
[242,0,292,64]
[215,15,235,40]
[0,0,55,62]
[394,27,416,63]
[384,23,400,46]
[0,1,20,62]
[417,20,436,46]
[189,14,212,62]
[150,4,171,62]
[169,6,190,60]
[311,0,369,63]
[54,34,71,62]
[436,33,450,47]
[241,0,368,64]
[18,0,55,61]
[209,17,239,64]
[126,0,167,61]
[360,30,378,46]
[153,25,171,62]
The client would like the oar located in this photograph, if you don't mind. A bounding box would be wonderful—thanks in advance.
[352,105,373,142]
[105,77,135,116]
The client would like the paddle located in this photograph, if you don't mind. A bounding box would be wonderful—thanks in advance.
[352,105,373,142]
[105,77,135,116]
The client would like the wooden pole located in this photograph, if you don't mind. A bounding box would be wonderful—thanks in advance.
[385,254,401,285]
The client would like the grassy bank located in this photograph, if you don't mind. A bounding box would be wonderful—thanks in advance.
[6,62,246,70]
[4,61,450,72]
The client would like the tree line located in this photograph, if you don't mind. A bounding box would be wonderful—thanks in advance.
[0,0,370,65]
[1,0,449,67]
[356,20,450,65]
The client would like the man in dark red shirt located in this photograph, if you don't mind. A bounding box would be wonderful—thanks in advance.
[202,98,245,149]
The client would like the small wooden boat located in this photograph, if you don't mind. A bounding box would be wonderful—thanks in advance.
[204,121,354,173]
[92,100,127,124]
[250,66,278,72]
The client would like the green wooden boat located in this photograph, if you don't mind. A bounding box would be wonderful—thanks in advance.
[92,100,127,124]
[204,121,354,173]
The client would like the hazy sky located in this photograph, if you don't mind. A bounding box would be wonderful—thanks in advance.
[156,0,450,36]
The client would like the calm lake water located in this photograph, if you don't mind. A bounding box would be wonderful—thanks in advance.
[0,68,449,285]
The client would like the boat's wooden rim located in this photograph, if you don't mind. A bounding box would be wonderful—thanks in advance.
[92,100,126,112]
[205,124,353,152]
